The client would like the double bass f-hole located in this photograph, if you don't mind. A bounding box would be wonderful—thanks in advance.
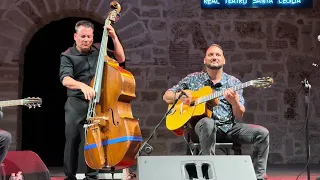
[108,108,119,126]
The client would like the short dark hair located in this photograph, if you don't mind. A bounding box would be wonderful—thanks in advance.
[207,43,224,55]
[75,20,94,33]
[209,43,223,51]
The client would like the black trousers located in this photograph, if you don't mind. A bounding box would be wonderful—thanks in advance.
[0,129,11,164]
[63,97,98,180]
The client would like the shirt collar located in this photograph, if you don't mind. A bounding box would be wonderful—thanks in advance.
[202,71,229,88]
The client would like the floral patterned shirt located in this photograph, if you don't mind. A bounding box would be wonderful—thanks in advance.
[168,71,245,132]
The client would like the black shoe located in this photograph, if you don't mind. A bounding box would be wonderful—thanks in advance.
[83,176,98,180]
[64,176,77,180]
[257,174,268,180]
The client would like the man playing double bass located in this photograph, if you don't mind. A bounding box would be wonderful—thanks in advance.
[59,20,125,180]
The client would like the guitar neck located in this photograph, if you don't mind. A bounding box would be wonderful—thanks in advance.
[198,81,253,104]
[0,99,24,108]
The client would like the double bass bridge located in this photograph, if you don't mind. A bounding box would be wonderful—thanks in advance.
[87,116,109,128]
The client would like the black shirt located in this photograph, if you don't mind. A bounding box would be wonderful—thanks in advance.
[59,43,114,99]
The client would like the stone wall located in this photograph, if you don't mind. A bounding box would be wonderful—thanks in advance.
[0,0,320,164]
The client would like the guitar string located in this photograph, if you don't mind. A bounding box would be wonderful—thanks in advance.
[197,81,252,104]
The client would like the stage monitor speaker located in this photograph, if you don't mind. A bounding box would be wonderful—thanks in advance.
[137,155,256,180]
[0,151,50,180]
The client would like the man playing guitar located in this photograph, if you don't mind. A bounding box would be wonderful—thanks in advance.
[163,44,269,180]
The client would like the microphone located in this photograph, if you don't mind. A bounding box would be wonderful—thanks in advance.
[214,82,222,88]
[312,63,318,67]
[205,80,222,89]
[180,91,188,98]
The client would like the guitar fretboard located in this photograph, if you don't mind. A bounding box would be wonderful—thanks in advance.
[197,81,253,104]
[0,100,23,108]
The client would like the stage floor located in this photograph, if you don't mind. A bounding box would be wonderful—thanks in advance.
[49,164,320,180]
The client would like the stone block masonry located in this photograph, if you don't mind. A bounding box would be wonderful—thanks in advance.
[0,0,320,164]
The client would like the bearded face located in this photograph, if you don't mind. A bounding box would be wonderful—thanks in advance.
[203,45,225,70]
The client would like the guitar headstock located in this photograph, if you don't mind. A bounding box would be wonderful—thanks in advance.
[251,77,274,89]
[23,97,42,109]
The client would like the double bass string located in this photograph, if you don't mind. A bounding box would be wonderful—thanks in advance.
[86,18,110,121]
[84,15,117,168]
[94,18,110,102]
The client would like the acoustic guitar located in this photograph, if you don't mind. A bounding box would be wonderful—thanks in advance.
[165,77,274,136]
[0,97,42,109]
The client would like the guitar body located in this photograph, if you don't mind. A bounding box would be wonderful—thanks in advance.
[165,77,274,136]
[166,86,218,136]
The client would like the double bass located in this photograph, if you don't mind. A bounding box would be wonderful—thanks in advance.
[83,1,142,173]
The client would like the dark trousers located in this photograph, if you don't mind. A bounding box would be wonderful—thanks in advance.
[63,97,98,180]
[190,117,269,180]
[0,129,11,164]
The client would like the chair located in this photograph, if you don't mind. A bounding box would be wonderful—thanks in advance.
[186,133,242,155]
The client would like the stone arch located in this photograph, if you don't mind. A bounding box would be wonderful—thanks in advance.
[0,0,149,151]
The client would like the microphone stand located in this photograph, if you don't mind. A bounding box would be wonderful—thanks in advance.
[0,107,3,120]
[135,92,185,158]
[301,78,311,180]
[300,63,318,180]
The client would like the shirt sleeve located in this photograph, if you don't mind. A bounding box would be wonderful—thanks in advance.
[167,74,192,93]
[59,55,74,82]
[107,49,115,59]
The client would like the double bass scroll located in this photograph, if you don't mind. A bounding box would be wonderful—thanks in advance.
[83,1,142,171]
